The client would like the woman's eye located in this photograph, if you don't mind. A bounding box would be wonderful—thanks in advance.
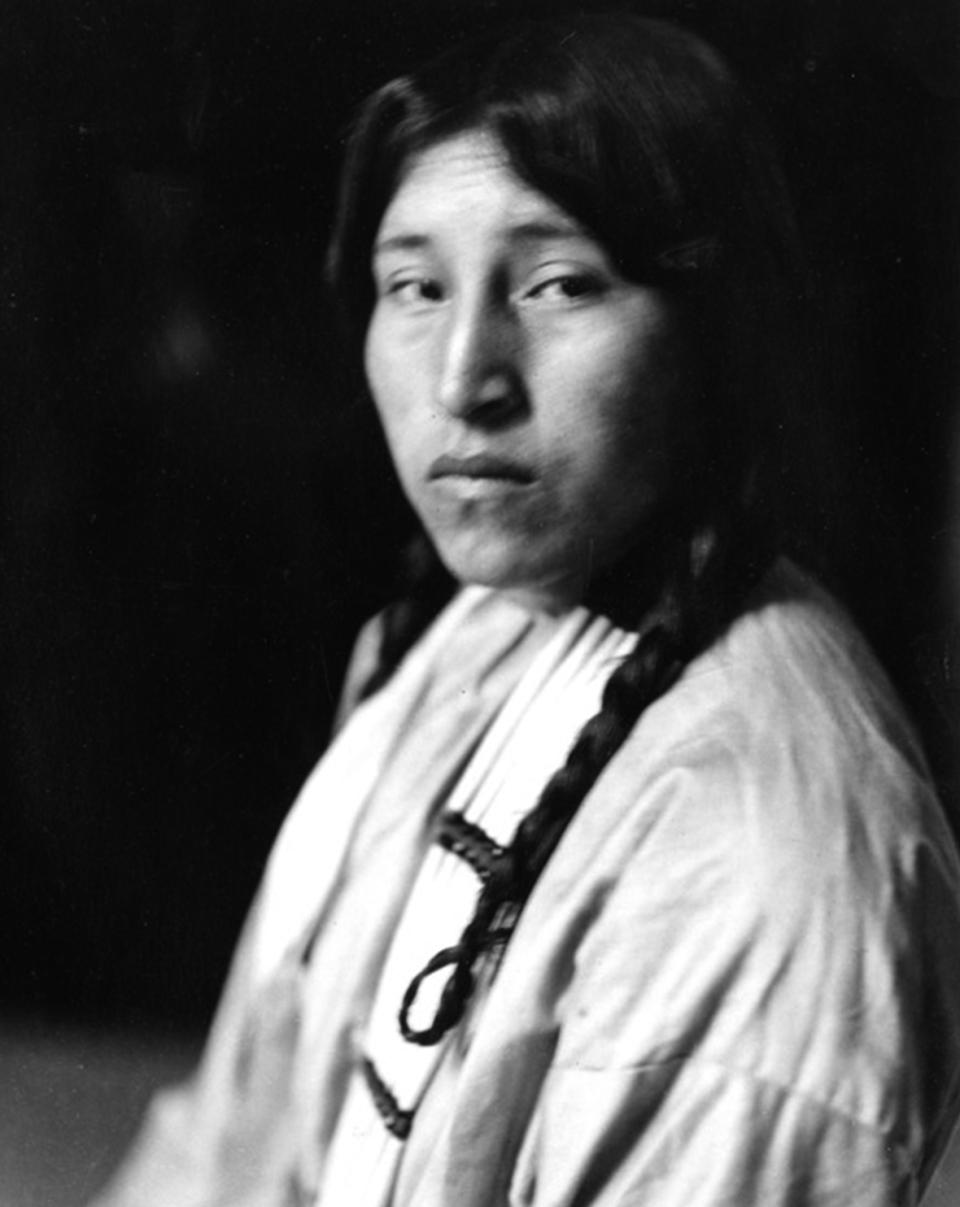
[522,273,604,304]
[383,276,445,306]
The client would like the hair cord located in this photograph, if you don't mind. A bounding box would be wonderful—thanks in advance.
[397,514,772,1047]
[324,10,793,1054]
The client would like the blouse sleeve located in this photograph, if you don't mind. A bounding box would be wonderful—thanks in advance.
[89,613,397,1207]
[505,741,960,1207]
[87,889,292,1207]
[519,1038,918,1206]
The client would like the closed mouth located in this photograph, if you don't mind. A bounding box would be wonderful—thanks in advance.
[428,453,536,483]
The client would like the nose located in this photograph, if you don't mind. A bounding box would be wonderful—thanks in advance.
[435,295,523,424]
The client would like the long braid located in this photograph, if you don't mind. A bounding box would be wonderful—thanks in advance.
[399,513,773,1046]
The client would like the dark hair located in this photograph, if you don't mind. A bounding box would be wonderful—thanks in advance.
[327,13,799,1052]
[329,12,801,514]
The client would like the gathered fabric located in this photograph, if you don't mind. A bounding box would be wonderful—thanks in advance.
[91,564,960,1207]
[317,605,637,1206]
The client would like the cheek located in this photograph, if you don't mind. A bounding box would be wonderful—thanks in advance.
[364,322,393,420]
[602,325,699,453]
[365,325,414,459]
[365,315,438,428]
[558,339,699,513]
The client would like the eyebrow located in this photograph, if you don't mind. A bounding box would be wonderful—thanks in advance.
[372,217,589,258]
[373,233,430,257]
[507,218,587,243]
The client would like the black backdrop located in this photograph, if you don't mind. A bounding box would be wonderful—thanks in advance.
[0,0,957,1027]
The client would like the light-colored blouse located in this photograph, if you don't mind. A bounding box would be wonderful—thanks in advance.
[92,563,960,1206]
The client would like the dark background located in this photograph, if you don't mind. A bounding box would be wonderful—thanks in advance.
[0,0,958,1031]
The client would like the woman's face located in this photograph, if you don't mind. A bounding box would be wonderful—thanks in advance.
[365,130,702,612]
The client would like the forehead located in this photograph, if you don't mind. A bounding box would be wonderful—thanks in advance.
[375,130,581,247]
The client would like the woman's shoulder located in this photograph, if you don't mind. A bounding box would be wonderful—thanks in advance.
[707,558,926,760]
[674,558,925,762]
[521,563,960,1147]
[622,557,939,832]
[562,559,958,932]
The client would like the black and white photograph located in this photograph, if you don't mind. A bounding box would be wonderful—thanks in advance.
[1,1,959,1203]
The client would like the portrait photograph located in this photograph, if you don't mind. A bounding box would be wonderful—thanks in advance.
[0,1,958,1203]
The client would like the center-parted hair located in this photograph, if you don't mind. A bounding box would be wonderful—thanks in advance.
[327,13,802,1053]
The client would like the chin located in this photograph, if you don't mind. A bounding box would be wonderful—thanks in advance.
[435,542,583,613]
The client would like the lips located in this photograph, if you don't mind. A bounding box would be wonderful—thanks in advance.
[428,452,536,483]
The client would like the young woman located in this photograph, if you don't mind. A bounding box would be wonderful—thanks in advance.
[93,14,960,1206]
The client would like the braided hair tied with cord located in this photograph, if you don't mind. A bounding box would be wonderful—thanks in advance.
[327,13,802,1050]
